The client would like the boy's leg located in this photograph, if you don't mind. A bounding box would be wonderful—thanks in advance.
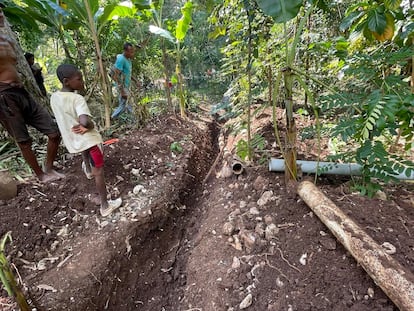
[88,145,121,216]
[92,166,108,208]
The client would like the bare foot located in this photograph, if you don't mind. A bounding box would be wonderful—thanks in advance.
[38,173,61,183]
[45,169,65,179]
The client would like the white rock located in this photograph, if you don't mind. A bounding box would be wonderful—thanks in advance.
[257,191,274,206]
[232,256,241,269]
[265,223,279,240]
[264,215,273,225]
[133,185,146,194]
[367,287,374,298]
[381,242,396,254]
[249,206,260,215]
[239,293,253,309]
[131,168,141,176]
[222,222,235,236]
[0,170,17,200]
[299,253,307,265]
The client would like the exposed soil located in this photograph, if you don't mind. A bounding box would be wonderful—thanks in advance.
[0,109,413,311]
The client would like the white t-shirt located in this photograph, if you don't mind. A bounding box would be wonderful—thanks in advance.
[50,91,103,153]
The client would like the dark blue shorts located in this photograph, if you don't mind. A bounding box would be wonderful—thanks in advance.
[0,83,58,143]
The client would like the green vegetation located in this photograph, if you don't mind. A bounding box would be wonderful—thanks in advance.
[0,0,413,199]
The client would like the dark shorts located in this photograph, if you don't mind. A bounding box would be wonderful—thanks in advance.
[0,83,59,143]
[87,145,104,168]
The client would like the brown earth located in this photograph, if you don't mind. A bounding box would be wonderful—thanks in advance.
[0,109,413,311]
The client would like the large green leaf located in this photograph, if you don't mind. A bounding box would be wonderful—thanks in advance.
[176,1,193,42]
[367,7,387,33]
[149,25,175,44]
[256,0,303,23]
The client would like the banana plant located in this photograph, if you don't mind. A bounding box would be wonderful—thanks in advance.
[137,0,193,117]
[256,0,322,183]
[0,232,30,311]
[62,0,137,128]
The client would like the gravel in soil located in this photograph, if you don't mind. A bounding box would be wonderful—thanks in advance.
[0,111,413,311]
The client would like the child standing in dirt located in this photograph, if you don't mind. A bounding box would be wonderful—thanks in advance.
[50,64,122,216]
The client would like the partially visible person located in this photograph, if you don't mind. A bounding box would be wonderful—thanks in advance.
[24,52,47,96]
[110,42,135,119]
[0,6,63,183]
[51,64,122,216]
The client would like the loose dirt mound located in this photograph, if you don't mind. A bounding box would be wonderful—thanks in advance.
[0,112,413,311]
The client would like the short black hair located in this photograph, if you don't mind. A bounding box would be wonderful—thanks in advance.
[24,52,34,60]
[123,42,133,51]
[56,64,79,83]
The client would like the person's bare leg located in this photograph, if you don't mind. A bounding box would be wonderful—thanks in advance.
[43,133,65,179]
[81,151,92,176]
[17,140,58,182]
[92,166,108,209]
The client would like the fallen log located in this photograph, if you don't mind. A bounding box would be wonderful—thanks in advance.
[297,181,414,311]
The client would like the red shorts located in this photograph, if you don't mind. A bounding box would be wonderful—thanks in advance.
[88,145,104,168]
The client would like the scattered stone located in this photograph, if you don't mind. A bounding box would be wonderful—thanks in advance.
[131,168,141,176]
[239,293,253,309]
[239,201,247,209]
[264,215,273,225]
[231,235,242,251]
[253,176,267,191]
[265,223,279,240]
[219,165,233,178]
[374,190,387,201]
[381,242,396,254]
[275,277,284,288]
[133,185,146,194]
[255,223,265,238]
[231,256,241,269]
[240,230,258,253]
[299,253,307,265]
[249,206,260,215]
[367,287,374,298]
[0,170,17,200]
[222,222,235,236]
[257,191,274,207]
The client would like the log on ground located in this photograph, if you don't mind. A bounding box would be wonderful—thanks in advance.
[297,180,414,311]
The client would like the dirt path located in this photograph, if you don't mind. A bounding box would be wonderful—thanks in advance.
[0,112,413,311]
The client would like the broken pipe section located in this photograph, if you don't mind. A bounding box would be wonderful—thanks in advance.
[269,158,414,180]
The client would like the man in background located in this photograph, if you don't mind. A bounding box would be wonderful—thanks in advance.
[24,52,47,96]
[110,42,135,119]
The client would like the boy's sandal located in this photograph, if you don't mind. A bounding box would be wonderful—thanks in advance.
[100,198,122,217]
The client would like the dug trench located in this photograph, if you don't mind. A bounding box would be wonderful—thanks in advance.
[2,114,220,310]
[1,111,413,311]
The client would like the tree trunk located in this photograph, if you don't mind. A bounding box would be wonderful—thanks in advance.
[0,19,47,107]
[297,181,414,311]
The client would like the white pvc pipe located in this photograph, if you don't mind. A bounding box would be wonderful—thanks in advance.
[268,158,414,180]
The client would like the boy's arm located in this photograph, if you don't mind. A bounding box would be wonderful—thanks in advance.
[71,114,94,134]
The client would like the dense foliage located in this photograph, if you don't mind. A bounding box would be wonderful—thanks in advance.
[1,0,413,195]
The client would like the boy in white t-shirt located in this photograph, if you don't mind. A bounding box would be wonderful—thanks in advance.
[50,64,121,216]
